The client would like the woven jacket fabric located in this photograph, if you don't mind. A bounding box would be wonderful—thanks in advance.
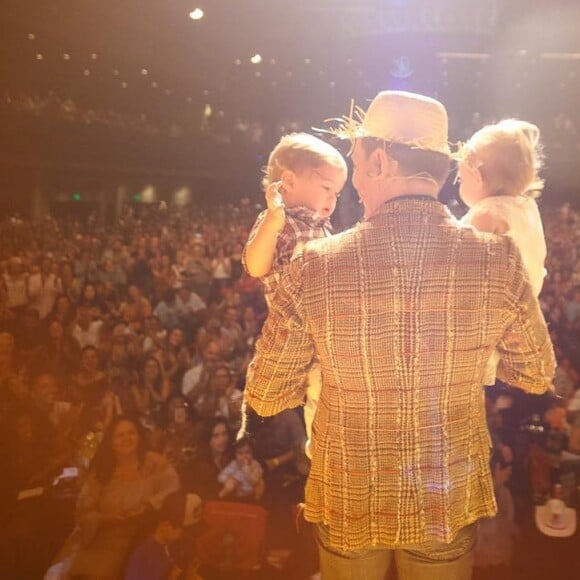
[245,196,555,552]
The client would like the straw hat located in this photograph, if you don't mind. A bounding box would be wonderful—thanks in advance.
[325,91,451,156]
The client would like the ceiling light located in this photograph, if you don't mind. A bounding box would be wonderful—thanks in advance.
[63,53,71,60]
[28,33,35,40]
[189,8,204,20]
[141,68,148,76]
[250,54,262,64]
[36,53,43,61]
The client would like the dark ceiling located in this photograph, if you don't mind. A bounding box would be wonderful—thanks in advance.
[4,0,579,122]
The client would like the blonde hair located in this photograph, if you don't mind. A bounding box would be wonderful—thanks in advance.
[262,133,347,191]
[462,119,544,198]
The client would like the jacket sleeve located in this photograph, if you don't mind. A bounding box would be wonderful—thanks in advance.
[245,252,315,416]
[496,238,556,393]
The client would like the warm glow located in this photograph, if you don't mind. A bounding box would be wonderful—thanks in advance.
[141,185,157,203]
[189,8,204,20]
[174,187,192,207]
[250,54,262,64]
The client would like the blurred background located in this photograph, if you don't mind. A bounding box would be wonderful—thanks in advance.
[1,0,579,219]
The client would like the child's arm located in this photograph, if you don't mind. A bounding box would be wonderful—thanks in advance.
[463,208,509,235]
[218,477,238,498]
[244,183,286,278]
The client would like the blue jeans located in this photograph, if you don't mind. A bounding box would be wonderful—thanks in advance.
[316,522,476,580]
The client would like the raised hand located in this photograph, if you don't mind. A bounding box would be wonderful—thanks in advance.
[264,181,286,232]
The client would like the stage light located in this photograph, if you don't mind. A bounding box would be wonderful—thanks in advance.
[250,54,262,64]
[63,53,71,60]
[203,104,212,118]
[234,59,241,65]
[151,81,158,88]
[36,53,43,61]
[83,69,90,76]
[189,8,204,21]
[173,187,192,207]
[121,81,128,88]
[141,68,148,76]
[141,186,156,203]
[113,69,120,76]
[91,53,98,60]
[390,56,413,79]
[28,33,35,40]
[73,193,82,201]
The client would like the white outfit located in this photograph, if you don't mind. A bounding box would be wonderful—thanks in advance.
[72,320,104,349]
[462,195,547,385]
[27,273,62,319]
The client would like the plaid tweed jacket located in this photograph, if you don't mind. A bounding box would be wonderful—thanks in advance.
[245,196,555,551]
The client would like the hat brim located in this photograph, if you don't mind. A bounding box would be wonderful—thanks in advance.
[535,505,577,537]
[316,99,452,156]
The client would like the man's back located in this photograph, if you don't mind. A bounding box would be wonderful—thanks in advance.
[247,196,554,551]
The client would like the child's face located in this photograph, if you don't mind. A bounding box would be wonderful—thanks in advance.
[235,444,253,466]
[284,164,346,218]
[457,160,485,208]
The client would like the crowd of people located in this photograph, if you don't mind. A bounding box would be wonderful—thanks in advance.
[1,91,296,147]
[0,202,309,579]
[0,194,578,579]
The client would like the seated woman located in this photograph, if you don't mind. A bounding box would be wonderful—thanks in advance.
[0,404,71,579]
[131,355,171,429]
[69,345,113,435]
[183,417,232,500]
[45,416,179,580]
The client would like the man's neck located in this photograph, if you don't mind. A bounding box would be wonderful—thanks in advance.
[363,178,439,219]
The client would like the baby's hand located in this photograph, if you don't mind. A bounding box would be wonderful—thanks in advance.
[265,181,286,232]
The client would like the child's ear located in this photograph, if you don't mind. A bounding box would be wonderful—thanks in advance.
[280,169,296,193]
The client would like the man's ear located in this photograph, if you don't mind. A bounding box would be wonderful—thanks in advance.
[376,147,399,178]
[369,147,397,178]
